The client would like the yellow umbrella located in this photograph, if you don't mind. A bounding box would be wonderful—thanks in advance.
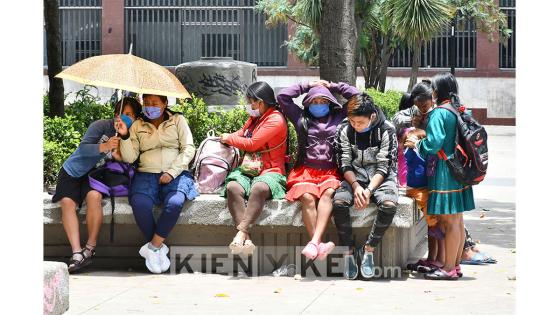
[55,54,191,99]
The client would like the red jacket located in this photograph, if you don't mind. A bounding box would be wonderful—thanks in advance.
[224,107,288,176]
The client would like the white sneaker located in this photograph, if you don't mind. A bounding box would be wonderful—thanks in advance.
[159,244,170,273]
[139,243,162,274]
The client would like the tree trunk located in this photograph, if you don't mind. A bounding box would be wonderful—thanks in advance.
[44,0,65,117]
[319,0,357,85]
[378,35,394,93]
[408,41,421,92]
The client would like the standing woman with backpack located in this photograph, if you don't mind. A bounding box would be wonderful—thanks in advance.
[404,72,475,280]
[116,94,199,274]
[220,82,288,256]
[276,80,359,260]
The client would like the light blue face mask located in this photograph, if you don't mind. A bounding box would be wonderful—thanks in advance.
[245,104,261,117]
[357,115,374,134]
[143,106,162,120]
[308,103,330,118]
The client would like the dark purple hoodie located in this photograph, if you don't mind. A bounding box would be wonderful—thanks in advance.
[277,82,360,170]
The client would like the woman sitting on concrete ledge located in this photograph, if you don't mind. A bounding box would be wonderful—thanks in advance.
[220,81,288,256]
[116,94,198,274]
[277,79,359,261]
[52,97,141,274]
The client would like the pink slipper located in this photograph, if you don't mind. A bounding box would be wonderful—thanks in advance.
[317,242,335,261]
[302,242,319,260]
[455,265,463,278]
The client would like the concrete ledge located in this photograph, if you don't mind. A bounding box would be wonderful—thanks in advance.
[43,193,416,228]
[44,192,426,270]
[44,261,69,315]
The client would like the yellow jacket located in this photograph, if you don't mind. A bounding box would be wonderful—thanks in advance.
[119,112,195,178]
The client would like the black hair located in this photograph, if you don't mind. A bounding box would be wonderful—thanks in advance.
[410,81,433,104]
[431,72,460,106]
[142,94,168,105]
[246,81,278,107]
[114,97,142,118]
[399,92,413,110]
[348,93,375,117]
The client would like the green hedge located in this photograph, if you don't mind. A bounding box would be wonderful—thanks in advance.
[43,87,401,188]
[364,88,402,120]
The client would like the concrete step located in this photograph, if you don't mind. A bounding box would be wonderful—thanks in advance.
[43,192,425,271]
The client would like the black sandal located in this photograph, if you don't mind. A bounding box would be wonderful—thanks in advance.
[67,244,95,274]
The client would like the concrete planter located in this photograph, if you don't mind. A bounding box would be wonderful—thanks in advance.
[175,57,257,106]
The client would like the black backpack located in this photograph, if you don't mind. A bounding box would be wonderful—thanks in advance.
[437,104,488,186]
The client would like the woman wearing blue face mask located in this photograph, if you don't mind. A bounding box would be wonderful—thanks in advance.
[277,80,360,261]
[115,94,198,274]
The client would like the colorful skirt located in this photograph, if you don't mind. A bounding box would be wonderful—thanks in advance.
[221,168,287,200]
[286,165,341,201]
[427,159,475,215]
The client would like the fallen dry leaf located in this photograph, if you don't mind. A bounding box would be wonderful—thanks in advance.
[508,276,516,281]
[480,213,485,218]
[356,288,364,292]
[215,293,230,298]
[274,288,282,293]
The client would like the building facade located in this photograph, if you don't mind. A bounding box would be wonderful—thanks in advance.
[44,0,516,125]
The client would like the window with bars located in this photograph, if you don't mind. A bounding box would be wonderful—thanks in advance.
[44,0,103,66]
[390,16,477,69]
[124,0,288,66]
[500,0,515,68]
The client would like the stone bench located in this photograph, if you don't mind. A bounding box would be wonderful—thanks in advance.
[44,192,426,274]
[44,261,69,315]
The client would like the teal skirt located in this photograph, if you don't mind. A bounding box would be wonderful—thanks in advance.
[427,159,475,215]
[221,168,286,200]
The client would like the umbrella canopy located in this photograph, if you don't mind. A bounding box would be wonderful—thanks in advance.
[55,54,191,99]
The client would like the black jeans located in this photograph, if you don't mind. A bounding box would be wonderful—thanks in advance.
[332,180,398,249]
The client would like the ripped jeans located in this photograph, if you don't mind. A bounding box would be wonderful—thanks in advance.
[332,178,398,249]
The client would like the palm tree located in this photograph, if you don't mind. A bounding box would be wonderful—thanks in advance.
[389,0,453,91]
[320,0,358,85]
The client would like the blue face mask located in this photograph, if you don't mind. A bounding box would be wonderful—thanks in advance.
[357,115,374,134]
[119,114,133,129]
[143,106,162,120]
[308,103,330,118]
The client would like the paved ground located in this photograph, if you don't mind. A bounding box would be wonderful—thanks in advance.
[61,126,516,315]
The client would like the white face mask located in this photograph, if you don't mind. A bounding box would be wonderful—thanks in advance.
[245,104,261,117]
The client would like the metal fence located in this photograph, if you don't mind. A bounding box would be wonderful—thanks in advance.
[45,0,103,66]
[390,16,477,69]
[124,0,288,66]
[500,0,515,68]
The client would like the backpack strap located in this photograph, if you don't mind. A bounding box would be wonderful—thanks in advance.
[436,104,463,161]
[109,194,115,243]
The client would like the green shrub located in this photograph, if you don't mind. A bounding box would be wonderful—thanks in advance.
[64,86,114,135]
[364,88,402,120]
[43,115,83,187]
[43,140,68,188]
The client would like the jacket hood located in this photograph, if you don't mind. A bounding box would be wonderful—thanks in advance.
[302,86,342,108]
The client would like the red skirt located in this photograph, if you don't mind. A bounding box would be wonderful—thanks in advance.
[286,165,341,201]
